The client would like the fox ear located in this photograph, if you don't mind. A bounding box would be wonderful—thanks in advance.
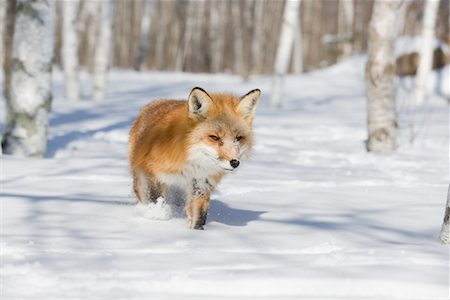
[188,87,213,120]
[238,89,260,119]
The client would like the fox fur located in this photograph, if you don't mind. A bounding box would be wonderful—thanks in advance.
[129,87,260,229]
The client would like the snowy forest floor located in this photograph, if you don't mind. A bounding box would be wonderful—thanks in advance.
[1,57,449,298]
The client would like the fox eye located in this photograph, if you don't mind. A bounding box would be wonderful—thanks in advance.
[209,135,220,141]
[235,136,244,142]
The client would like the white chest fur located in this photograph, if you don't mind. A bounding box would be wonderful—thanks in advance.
[156,144,221,191]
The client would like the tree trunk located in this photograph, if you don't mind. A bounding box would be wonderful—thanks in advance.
[251,0,264,74]
[62,0,80,101]
[414,0,440,106]
[134,0,154,71]
[366,0,402,153]
[192,0,206,72]
[93,1,113,101]
[154,1,167,71]
[78,1,99,73]
[2,0,55,157]
[3,0,17,102]
[176,0,195,71]
[0,0,7,72]
[270,0,301,107]
[232,1,244,76]
[439,184,450,244]
[209,0,225,73]
[293,0,303,74]
[338,0,354,60]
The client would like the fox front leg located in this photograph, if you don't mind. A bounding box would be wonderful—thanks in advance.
[188,179,211,230]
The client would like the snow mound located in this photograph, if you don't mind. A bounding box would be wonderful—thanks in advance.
[135,197,172,220]
[394,35,450,58]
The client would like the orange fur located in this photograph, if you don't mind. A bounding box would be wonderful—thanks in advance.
[129,87,260,229]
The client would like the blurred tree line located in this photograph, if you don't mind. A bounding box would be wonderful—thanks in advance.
[48,0,449,76]
[1,0,449,157]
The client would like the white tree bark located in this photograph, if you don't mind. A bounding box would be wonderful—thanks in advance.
[192,0,205,71]
[209,0,225,73]
[0,0,7,72]
[293,1,303,74]
[232,2,244,76]
[270,0,301,107]
[62,0,80,101]
[155,2,167,70]
[414,0,440,106]
[1,0,55,157]
[439,184,450,244]
[93,1,113,101]
[176,0,195,71]
[77,0,99,73]
[339,0,353,59]
[251,0,264,74]
[366,0,402,153]
[134,0,154,71]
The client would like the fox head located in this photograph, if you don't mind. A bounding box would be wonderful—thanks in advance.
[187,87,260,172]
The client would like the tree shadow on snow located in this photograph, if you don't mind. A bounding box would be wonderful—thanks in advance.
[207,199,266,227]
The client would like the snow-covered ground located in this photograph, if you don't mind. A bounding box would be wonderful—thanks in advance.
[1,57,449,298]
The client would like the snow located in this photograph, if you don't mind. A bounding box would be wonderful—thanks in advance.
[136,198,172,221]
[395,35,450,58]
[1,57,449,298]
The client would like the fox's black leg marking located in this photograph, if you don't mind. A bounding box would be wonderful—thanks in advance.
[148,183,161,203]
[199,210,208,226]
[193,210,208,230]
[191,178,210,230]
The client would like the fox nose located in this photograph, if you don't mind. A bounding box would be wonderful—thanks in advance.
[230,159,240,169]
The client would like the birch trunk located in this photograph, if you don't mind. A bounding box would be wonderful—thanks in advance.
[337,0,354,61]
[365,0,402,153]
[251,0,264,74]
[154,2,166,71]
[176,0,196,71]
[293,0,303,74]
[3,0,17,102]
[439,184,450,244]
[1,0,55,157]
[192,0,206,72]
[209,0,225,73]
[62,0,80,101]
[0,0,7,71]
[270,0,301,107]
[232,2,244,76]
[134,0,154,71]
[93,1,113,101]
[414,0,440,106]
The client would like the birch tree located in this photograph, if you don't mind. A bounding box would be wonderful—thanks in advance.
[154,2,167,71]
[62,0,80,101]
[209,0,225,73]
[78,1,99,73]
[292,2,303,74]
[439,184,450,244]
[251,0,265,74]
[0,0,7,71]
[93,1,113,101]
[270,0,301,107]
[134,0,154,71]
[2,0,55,157]
[338,0,354,60]
[365,0,402,153]
[232,2,244,76]
[3,0,17,102]
[414,0,440,106]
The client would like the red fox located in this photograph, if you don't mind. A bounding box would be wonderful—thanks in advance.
[129,87,260,229]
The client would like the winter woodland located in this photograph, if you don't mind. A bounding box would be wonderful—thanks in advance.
[1,0,450,298]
